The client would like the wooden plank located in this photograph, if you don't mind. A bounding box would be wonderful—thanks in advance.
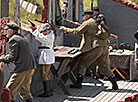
[34,77,138,102]
[0,0,9,17]
[57,58,70,82]
[109,81,134,102]
[54,46,81,58]
[91,81,124,102]
[102,81,130,102]
[50,65,71,95]
[120,82,138,101]
[67,71,77,84]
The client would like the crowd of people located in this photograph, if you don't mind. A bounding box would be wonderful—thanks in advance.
[0,7,118,102]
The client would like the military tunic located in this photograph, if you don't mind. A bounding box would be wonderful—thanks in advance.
[32,30,55,80]
[63,18,114,77]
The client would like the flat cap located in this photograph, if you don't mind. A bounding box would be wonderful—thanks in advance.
[82,10,93,16]
[4,22,19,30]
[40,23,51,33]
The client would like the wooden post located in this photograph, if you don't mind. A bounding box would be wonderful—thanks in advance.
[0,0,9,18]
[14,0,21,27]
[14,0,21,34]
[42,0,49,22]
[75,0,79,21]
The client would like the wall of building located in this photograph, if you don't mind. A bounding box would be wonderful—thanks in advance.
[64,0,83,47]
[98,0,138,47]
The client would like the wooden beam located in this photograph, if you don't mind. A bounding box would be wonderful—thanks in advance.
[14,0,21,27]
[0,0,9,18]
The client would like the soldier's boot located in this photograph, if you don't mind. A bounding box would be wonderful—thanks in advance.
[70,74,83,89]
[48,80,53,96]
[25,98,33,102]
[38,80,52,97]
[108,76,118,90]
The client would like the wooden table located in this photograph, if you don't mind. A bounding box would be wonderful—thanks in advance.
[109,52,138,81]
[51,46,82,95]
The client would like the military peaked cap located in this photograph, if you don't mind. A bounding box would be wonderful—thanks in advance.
[82,10,93,16]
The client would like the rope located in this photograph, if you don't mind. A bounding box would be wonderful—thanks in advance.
[113,0,138,11]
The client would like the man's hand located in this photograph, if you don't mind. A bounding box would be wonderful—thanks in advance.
[0,57,4,62]
[29,26,37,31]
[59,26,67,32]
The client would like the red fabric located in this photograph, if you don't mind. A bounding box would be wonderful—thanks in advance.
[113,0,138,11]
[1,87,11,102]
[25,30,31,35]
[38,23,42,32]
[0,17,9,69]
[42,0,49,22]
[125,96,132,101]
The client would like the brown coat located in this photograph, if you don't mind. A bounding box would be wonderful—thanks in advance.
[2,33,36,73]
[64,18,108,52]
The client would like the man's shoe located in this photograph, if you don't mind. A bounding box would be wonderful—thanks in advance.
[70,82,82,89]
[108,76,118,90]
[38,92,51,97]
[25,98,33,102]
[38,80,53,97]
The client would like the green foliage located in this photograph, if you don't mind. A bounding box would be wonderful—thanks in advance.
[124,0,138,5]
[9,0,41,25]
[132,0,138,5]
[83,0,97,10]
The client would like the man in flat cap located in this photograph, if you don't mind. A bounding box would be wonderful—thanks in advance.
[93,7,106,25]
[60,10,118,90]
[30,23,55,97]
[0,22,36,102]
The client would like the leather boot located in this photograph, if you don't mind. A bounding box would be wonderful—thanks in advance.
[25,98,33,102]
[70,74,83,89]
[38,80,52,97]
[108,76,118,90]
[48,80,53,96]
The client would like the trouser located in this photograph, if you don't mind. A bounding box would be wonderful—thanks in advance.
[6,69,35,101]
[78,46,114,77]
[41,64,51,81]
[0,68,4,101]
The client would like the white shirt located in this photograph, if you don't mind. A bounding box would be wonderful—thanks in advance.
[32,30,55,64]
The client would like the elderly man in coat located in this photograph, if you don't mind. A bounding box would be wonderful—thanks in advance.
[0,23,36,102]
[60,10,118,90]
[30,23,55,97]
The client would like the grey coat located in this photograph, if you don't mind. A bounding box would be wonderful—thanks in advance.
[3,33,36,72]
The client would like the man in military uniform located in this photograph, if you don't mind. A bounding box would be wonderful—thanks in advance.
[60,10,118,90]
[93,7,106,25]
[0,23,36,102]
[30,23,55,97]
